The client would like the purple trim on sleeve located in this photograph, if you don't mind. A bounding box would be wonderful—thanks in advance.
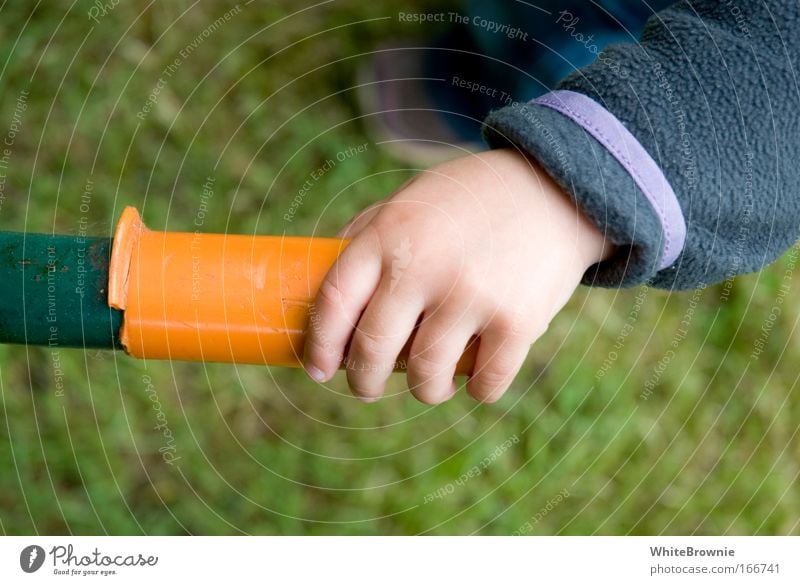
[533,89,686,270]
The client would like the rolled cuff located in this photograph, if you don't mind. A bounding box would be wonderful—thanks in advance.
[534,90,685,270]
[483,90,686,288]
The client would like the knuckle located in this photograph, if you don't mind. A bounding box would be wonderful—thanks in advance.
[375,204,417,228]
[477,367,512,389]
[408,350,447,382]
[317,278,344,308]
[455,266,488,297]
[470,365,514,400]
[490,307,529,336]
[492,314,520,336]
[304,321,342,365]
[304,335,333,361]
[350,328,391,362]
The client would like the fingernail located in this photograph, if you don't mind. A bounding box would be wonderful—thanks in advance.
[359,395,380,404]
[305,365,328,383]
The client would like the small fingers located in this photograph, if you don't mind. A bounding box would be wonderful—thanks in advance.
[345,281,423,402]
[303,230,381,381]
[407,313,477,405]
[466,328,533,403]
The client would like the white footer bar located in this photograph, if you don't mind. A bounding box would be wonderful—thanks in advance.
[1,536,797,584]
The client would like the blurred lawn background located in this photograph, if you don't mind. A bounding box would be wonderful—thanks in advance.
[0,0,797,535]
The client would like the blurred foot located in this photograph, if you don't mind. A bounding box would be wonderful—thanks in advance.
[357,46,488,167]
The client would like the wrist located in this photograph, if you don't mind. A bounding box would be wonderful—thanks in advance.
[503,148,615,272]
[572,195,616,270]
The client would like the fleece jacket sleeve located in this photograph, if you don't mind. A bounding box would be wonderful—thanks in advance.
[482,0,800,290]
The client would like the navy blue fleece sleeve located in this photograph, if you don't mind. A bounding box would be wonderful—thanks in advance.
[483,0,800,290]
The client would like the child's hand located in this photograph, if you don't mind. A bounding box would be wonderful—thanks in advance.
[303,148,614,404]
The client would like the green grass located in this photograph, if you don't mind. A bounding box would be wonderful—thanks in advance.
[0,0,798,535]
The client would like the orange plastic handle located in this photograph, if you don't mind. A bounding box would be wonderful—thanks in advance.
[108,207,476,374]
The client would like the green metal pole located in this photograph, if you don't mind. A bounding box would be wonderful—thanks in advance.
[0,231,121,349]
